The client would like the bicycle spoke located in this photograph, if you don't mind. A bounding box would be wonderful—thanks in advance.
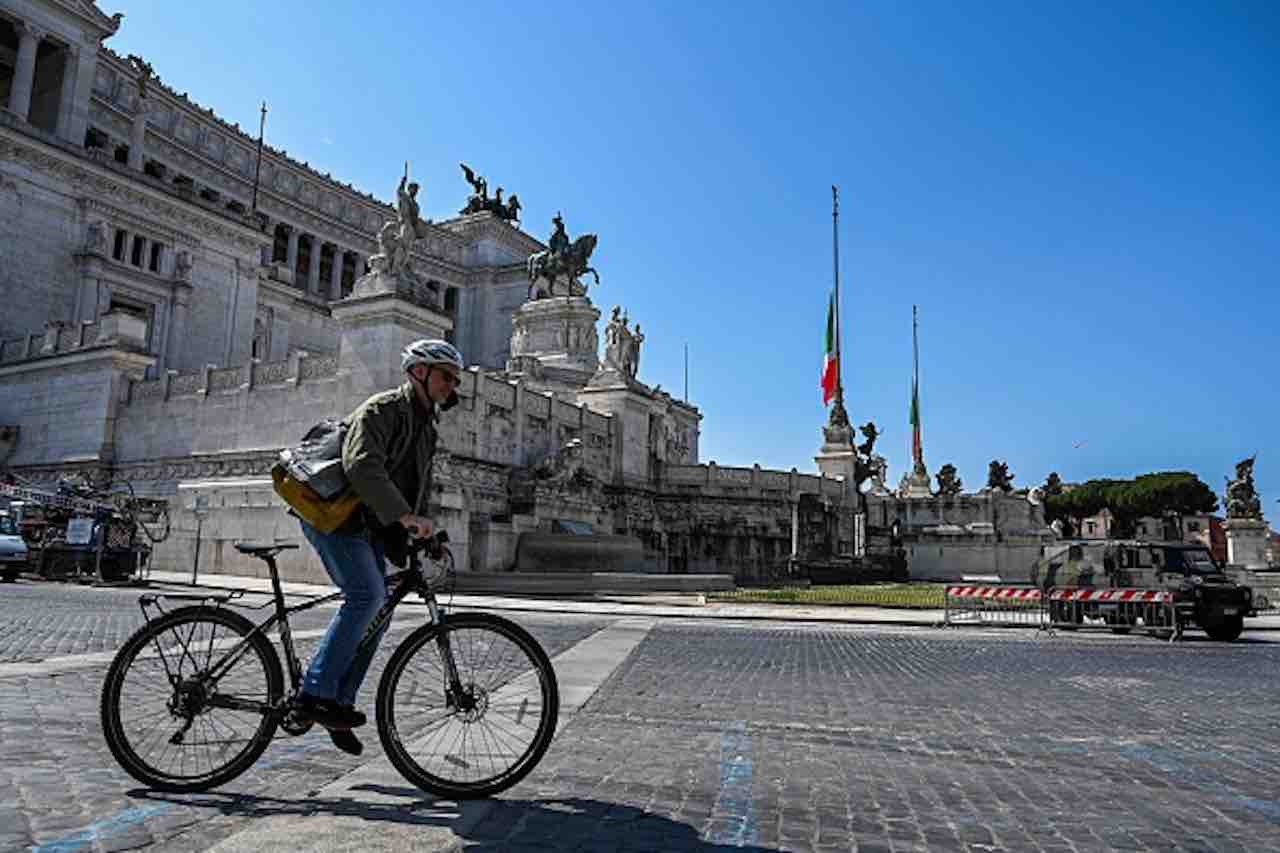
[106,609,280,789]
[381,618,555,794]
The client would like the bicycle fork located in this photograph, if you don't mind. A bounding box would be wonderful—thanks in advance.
[427,600,471,714]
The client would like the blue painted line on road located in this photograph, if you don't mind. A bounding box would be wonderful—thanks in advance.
[707,719,757,846]
[30,735,334,852]
[31,804,171,853]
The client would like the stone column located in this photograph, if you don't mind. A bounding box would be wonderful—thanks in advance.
[306,236,321,294]
[6,22,45,121]
[166,283,193,372]
[328,245,343,300]
[128,96,149,170]
[55,44,80,141]
[286,227,300,281]
[64,42,97,146]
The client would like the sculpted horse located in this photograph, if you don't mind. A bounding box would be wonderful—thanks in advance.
[527,234,599,299]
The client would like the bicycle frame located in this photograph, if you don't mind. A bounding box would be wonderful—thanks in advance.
[138,546,452,718]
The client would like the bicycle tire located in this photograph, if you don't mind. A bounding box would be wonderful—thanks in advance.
[101,606,284,792]
[377,612,558,799]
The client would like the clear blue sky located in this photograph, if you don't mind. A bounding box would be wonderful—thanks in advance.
[108,1,1279,516]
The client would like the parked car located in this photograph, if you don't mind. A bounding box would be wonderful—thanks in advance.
[0,512,28,582]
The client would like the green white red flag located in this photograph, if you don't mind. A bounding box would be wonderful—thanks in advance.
[821,293,838,405]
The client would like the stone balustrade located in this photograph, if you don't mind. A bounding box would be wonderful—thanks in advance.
[0,320,106,363]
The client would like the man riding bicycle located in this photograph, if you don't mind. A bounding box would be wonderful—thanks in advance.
[296,338,463,754]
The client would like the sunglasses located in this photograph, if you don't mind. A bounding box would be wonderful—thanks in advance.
[439,371,462,386]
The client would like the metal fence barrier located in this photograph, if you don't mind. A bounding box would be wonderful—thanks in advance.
[943,585,1045,628]
[1046,587,1181,641]
[1238,572,1280,616]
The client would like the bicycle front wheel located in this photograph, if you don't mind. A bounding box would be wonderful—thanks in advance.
[101,606,283,792]
[377,612,559,799]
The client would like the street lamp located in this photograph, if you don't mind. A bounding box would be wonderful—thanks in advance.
[191,494,211,586]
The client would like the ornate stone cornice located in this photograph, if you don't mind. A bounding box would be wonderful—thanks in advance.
[94,49,400,223]
[50,1,122,39]
[80,196,200,248]
[0,125,266,255]
[438,211,544,255]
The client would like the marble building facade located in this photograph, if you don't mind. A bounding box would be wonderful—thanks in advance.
[0,0,1055,584]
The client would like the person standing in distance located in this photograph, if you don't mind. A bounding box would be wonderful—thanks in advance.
[295,339,464,755]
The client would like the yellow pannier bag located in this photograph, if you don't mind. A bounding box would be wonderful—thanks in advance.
[271,463,362,534]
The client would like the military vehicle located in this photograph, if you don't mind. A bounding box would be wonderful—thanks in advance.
[1029,540,1252,641]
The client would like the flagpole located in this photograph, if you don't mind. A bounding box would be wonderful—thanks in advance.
[912,305,921,470]
[250,101,267,215]
[832,185,843,405]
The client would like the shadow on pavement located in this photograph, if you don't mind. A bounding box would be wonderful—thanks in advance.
[133,787,781,852]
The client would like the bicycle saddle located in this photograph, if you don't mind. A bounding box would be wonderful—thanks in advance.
[234,542,300,555]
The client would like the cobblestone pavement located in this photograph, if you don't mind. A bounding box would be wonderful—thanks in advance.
[0,580,340,663]
[0,581,611,852]
[471,624,1280,853]
[0,581,1278,852]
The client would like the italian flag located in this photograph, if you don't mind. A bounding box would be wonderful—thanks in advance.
[821,292,838,405]
[910,377,922,465]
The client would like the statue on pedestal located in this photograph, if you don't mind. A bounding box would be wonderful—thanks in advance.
[601,305,642,380]
[459,164,522,221]
[368,163,432,281]
[1225,456,1263,520]
[987,460,1015,492]
[936,463,963,496]
[527,213,599,299]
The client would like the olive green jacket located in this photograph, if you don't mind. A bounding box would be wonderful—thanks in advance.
[341,382,438,529]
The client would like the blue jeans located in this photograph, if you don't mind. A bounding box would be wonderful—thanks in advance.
[299,519,392,706]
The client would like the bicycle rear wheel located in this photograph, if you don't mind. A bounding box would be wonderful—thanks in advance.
[101,606,283,791]
[377,612,558,799]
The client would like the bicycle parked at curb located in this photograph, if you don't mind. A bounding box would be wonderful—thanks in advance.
[99,532,559,798]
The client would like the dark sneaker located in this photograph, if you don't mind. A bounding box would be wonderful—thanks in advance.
[295,693,364,731]
[329,728,363,756]
[340,704,367,728]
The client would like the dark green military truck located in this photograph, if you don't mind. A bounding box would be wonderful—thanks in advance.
[1030,540,1253,641]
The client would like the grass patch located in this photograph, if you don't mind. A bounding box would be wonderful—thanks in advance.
[708,582,944,609]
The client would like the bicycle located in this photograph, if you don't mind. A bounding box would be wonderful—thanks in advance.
[100,532,559,798]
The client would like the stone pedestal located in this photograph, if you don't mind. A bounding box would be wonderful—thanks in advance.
[1225,518,1269,569]
[334,272,453,407]
[576,380,654,482]
[815,400,856,482]
[899,465,933,499]
[506,296,600,390]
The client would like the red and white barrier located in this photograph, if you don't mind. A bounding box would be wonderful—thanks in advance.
[946,586,1042,601]
[1049,588,1172,604]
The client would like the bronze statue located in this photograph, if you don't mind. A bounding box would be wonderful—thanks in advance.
[460,163,488,212]
[548,213,569,258]
[459,164,521,221]
[1225,455,1262,519]
[856,421,879,457]
[936,463,963,496]
[987,460,1014,492]
[527,214,599,299]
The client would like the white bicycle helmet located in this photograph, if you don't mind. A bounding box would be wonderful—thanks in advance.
[401,339,464,374]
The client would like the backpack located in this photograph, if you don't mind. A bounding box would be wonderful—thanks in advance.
[271,418,417,534]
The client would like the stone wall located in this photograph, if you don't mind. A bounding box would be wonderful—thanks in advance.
[0,117,83,339]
